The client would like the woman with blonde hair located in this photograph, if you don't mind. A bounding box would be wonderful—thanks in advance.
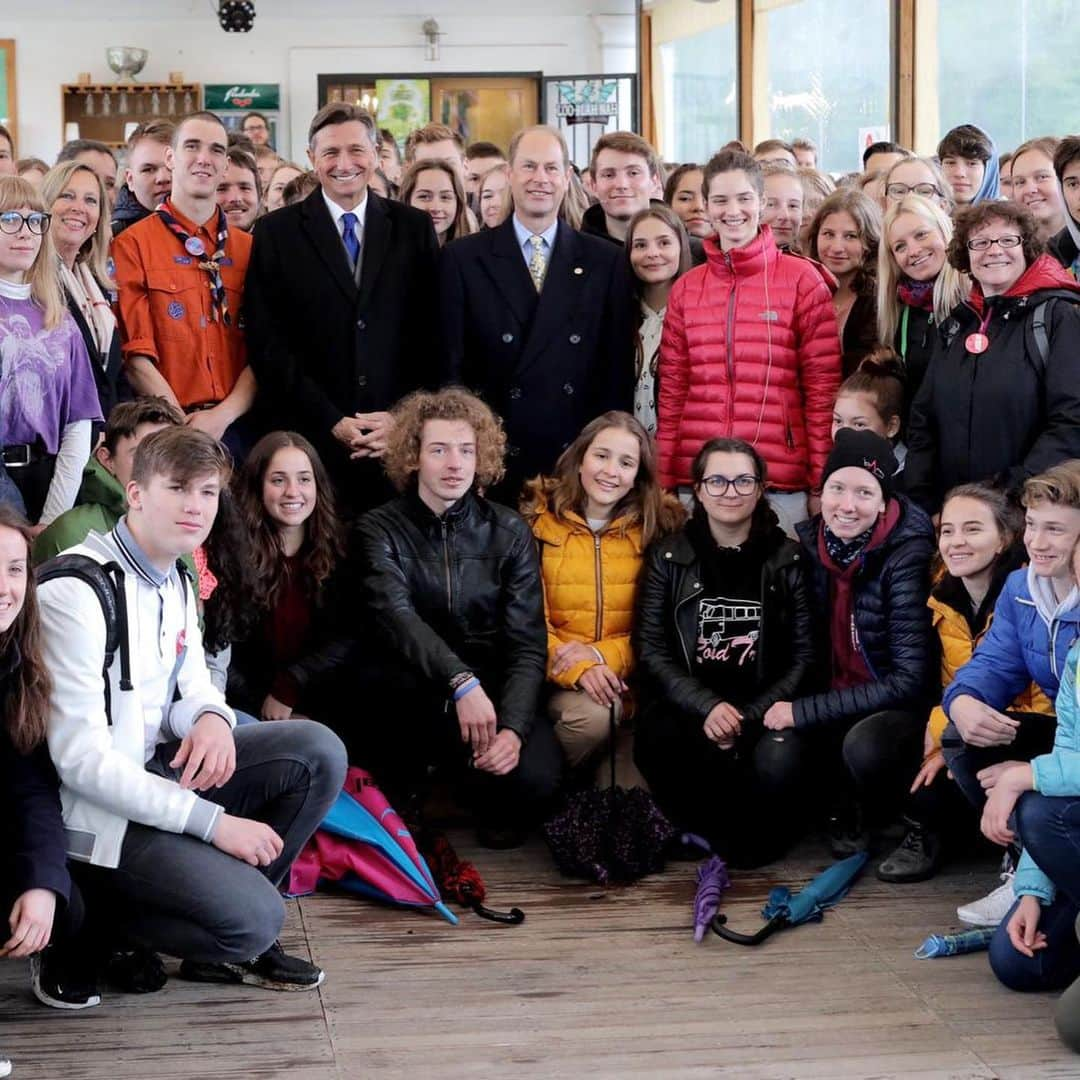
[877,193,969,415]
[40,160,128,423]
[400,158,475,247]
[477,162,510,230]
[882,156,954,214]
[520,411,683,777]
[560,167,591,231]
[0,177,100,527]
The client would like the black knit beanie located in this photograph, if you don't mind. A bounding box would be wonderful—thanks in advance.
[822,428,897,502]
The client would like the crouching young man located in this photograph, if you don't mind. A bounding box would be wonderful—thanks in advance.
[353,388,562,848]
[37,427,347,991]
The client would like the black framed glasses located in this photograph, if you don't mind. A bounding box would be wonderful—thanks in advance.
[967,234,1023,252]
[701,474,759,497]
[0,211,51,235]
[885,182,942,201]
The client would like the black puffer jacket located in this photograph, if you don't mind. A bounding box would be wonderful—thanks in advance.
[905,256,1080,513]
[110,184,151,238]
[894,302,935,430]
[793,495,935,728]
[633,520,813,733]
[355,488,546,741]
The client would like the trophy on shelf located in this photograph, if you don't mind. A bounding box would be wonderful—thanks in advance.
[105,46,149,82]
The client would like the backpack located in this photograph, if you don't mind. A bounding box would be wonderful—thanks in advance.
[36,553,190,724]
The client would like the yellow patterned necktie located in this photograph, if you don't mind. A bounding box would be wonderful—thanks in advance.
[528,234,548,292]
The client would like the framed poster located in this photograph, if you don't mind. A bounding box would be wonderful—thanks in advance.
[375,79,431,145]
[0,41,15,138]
[543,75,637,170]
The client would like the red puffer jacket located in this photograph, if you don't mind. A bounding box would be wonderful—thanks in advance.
[657,226,842,491]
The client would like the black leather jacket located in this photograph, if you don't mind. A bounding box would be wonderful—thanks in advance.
[633,521,814,735]
[354,488,546,741]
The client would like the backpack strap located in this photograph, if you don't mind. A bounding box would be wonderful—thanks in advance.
[36,554,133,723]
[1027,298,1054,378]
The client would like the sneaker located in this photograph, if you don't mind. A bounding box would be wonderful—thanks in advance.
[104,946,168,994]
[826,807,869,860]
[180,941,324,992]
[0,1053,11,1078]
[30,947,101,1010]
[877,823,941,883]
[957,870,1015,927]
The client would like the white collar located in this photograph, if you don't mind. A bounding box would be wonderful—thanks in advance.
[0,279,32,300]
[322,189,369,230]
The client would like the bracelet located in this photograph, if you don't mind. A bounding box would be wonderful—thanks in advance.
[452,677,480,702]
[449,670,475,692]
[590,646,605,666]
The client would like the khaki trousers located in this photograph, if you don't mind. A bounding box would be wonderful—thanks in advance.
[547,689,648,789]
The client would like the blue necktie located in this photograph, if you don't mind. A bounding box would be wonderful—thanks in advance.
[341,211,360,270]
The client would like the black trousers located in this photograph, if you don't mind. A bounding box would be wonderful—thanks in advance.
[348,684,563,830]
[634,707,806,867]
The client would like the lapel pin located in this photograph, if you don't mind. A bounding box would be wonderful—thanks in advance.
[573,267,584,275]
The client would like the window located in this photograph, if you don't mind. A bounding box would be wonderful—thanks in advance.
[754,0,892,173]
[648,0,738,163]
[917,0,1078,154]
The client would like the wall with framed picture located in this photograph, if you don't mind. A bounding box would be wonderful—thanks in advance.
[319,73,541,153]
[542,74,637,169]
[0,40,15,140]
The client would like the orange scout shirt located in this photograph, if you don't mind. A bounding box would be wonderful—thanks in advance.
[113,201,252,408]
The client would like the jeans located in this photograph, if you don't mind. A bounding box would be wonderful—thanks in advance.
[941,712,1057,811]
[77,719,346,965]
[989,792,1080,992]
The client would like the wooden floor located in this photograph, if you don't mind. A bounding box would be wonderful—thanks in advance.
[1,834,1077,1080]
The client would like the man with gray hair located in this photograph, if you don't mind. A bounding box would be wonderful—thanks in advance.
[245,103,439,513]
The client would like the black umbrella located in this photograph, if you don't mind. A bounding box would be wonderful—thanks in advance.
[543,704,675,885]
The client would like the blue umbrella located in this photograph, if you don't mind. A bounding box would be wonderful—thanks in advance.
[712,852,869,946]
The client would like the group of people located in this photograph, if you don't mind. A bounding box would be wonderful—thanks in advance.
[4,99,1080,1073]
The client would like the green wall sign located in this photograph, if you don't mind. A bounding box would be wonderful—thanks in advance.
[204,84,280,111]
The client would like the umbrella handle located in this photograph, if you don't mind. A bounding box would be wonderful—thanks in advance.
[471,901,526,925]
[710,912,788,946]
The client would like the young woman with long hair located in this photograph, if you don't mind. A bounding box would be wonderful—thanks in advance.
[0,505,98,1012]
[808,188,883,377]
[400,159,474,247]
[625,205,692,436]
[520,411,683,776]
[633,437,815,865]
[877,484,1042,883]
[877,193,969,416]
[224,431,350,727]
[0,176,100,526]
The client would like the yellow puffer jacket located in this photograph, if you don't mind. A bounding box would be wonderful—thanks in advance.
[530,506,645,688]
[927,593,1053,749]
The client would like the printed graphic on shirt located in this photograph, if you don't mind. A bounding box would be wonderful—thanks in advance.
[695,596,762,667]
[0,314,71,429]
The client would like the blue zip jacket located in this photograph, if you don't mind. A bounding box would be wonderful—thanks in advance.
[1015,640,1080,903]
[942,567,1080,717]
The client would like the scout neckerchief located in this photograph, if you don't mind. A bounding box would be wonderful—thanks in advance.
[155,202,231,326]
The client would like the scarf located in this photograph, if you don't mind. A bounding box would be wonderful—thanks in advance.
[896,276,935,312]
[58,258,116,362]
[822,523,875,568]
[155,203,231,326]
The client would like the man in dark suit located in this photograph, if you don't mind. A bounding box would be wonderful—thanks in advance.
[440,124,635,500]
[245,103,439,512]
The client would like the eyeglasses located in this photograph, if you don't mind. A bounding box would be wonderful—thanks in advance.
[967,234,1023,251]
[885,182,943,201]
[0,211,50,235]
[700,474,759,497]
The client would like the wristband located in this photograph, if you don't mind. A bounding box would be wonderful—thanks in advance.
[449,670,475,692]
[453,677,480,702]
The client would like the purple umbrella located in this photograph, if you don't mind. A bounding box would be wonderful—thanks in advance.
[693,855,731,942]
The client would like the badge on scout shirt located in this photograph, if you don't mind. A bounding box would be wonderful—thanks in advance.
[185,236,206,257]
[168,301,185,320]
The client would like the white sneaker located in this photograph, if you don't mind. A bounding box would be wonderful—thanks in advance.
[0,1054,11,1077]
[957,871,1016,927]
